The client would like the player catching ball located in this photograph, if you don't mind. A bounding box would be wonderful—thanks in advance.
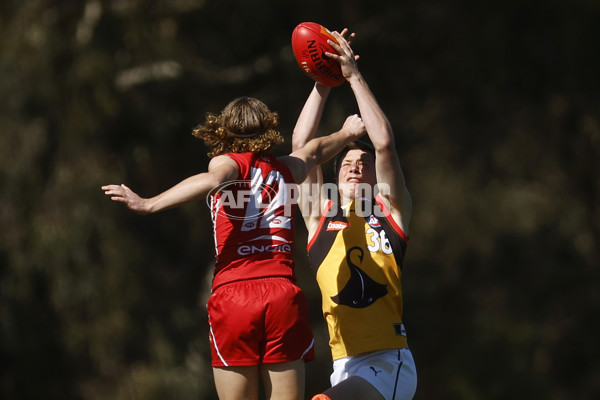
[292,28,418,400]
[102,96,365,400]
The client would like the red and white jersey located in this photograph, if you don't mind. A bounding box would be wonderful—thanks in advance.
[209,152,298,290]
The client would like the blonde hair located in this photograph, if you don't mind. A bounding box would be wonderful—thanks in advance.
[192,97,284,157]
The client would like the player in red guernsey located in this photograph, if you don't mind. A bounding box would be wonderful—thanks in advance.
[102,96,365,400]
[210,151,298,290]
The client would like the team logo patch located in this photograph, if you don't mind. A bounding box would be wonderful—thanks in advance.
[367,215,381,228]
[327,221,348,231]
[331,247,388,308]
[243,220,258,230]
[260,215,292,230]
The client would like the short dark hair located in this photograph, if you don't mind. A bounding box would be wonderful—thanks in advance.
[333,140,375,183]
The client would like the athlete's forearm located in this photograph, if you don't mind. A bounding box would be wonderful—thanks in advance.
[292,83,331,151]
[347,73,395,150]
[305,125,362,168]
[143,172,221,213]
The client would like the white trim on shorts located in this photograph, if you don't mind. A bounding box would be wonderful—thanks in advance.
[301,338,315,359]
[209,322,229,367]
[330,348,417,400]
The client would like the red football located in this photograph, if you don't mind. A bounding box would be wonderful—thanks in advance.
[291,22,344,87]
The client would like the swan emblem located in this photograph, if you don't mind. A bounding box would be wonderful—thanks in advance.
[331,246,388,308]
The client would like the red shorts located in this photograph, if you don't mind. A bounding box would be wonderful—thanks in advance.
[207,277,315,367]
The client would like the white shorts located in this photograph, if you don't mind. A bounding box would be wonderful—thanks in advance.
[330,348,417,400]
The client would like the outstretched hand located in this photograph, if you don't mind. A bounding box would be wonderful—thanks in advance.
[101,184,150,215]
[326,28,361,81]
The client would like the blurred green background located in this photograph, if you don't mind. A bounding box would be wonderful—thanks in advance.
[1,0,598,399]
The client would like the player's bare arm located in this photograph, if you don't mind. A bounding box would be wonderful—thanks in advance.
[282,114,365,183]
[101,155,238,215]
[285,115,365,239]
[328,30,412,232]
[290,83,331,234]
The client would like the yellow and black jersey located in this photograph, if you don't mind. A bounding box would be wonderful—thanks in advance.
[307,194,410,360]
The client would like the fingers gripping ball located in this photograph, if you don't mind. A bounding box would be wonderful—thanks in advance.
[292,22,344,87]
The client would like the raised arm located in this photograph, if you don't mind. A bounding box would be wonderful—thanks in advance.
[291,83,331,153]
[290,82,331,233]
[287,114,365,171]
[327,30,413,232]
[101,155,238,215]
[282,115,366,236]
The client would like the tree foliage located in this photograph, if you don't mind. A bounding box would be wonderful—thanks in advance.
[1,1,598,399]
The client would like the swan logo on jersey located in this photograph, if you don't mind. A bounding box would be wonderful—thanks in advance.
[331,246,388,308]
[327,221,348,231]
[237,235,292,256]
[367,215,381,228]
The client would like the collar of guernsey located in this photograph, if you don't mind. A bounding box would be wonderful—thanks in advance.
[307,194,410,360]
